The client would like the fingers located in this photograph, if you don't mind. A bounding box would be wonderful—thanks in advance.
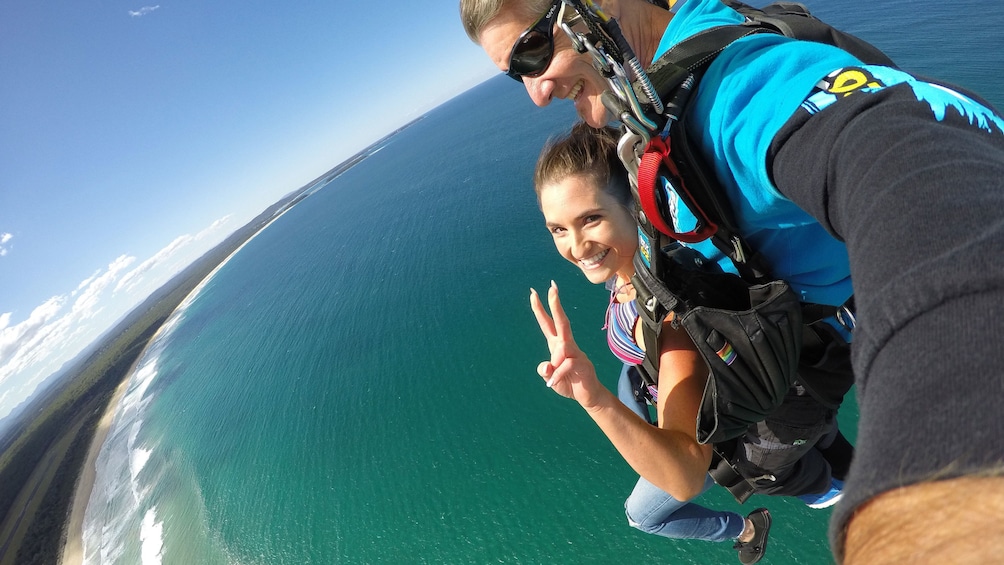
[547,281,573,341]
[531,282,571,391]
[537,361,562,389]
[529,287,556,339]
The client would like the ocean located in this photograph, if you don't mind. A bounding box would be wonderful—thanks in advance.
[80,1,1004,563]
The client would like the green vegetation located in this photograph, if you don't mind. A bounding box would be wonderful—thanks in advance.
[0,185,316,565]
[14,415,98,565]
[0,283,187,565]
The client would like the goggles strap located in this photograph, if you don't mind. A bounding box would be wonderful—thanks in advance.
[566,0,624,62]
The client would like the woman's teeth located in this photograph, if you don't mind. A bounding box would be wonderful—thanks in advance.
[579,248,608,269]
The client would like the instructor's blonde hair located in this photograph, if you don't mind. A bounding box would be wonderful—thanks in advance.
[459,0,554,43]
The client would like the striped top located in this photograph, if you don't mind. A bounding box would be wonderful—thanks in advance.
[605,285,645,366]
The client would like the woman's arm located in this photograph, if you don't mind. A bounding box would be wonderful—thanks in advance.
[530,283,713,500]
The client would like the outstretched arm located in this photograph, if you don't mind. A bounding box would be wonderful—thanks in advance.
[530,282,712,500]
[843,475,1004,565]
[769,80,1004,561]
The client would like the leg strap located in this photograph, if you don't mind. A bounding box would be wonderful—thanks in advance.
[709,440,756,504]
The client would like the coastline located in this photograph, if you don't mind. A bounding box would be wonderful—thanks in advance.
[53,185,315,565]
[0,187,314,565]
[60,376,131,565]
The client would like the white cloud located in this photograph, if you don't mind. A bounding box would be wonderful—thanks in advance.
[128,5,160,17]
[73,269,103,297]
[115,235,191,293]
[73,255,135,316]
[115,216,231,293]
[0,215,233,421]
[0,297,64,359]
[0,295,69,384]
[203,216,231,235]
[0,255,136,419]
[0,232,12,256]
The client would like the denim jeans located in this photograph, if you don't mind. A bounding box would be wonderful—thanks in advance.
[617,365,745,542]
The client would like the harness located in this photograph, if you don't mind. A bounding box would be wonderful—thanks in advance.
[560,0,893,502]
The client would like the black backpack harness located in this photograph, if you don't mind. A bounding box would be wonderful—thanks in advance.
[560,0,894,502]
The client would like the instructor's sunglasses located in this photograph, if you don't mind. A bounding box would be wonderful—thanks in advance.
[506,0,563,82]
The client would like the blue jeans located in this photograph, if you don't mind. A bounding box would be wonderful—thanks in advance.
[617,365,745,542]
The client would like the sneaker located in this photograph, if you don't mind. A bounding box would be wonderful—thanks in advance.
[733,508,771,565]
[798,478,844,509]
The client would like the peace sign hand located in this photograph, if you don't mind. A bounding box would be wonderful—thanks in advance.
[529,282,603,406]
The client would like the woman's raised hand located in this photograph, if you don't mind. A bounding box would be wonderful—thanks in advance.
[529,281,602,405]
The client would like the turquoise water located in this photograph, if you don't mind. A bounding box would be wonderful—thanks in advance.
[81,2,1003,563]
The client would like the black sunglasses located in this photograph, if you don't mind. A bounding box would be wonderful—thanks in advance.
[506,0,563,82]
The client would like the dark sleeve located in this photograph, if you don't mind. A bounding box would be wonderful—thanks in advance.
[768,81,1004,558]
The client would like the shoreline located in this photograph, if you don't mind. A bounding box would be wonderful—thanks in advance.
[0,187,311,565]
[53,186,313,565]
[60,376,131,565]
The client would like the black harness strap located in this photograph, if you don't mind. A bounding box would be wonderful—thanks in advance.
[619,0,881,500]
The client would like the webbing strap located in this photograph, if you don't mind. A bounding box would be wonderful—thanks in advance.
[637,137,676,237]
[709,442,755,504]
[637,135,719,243]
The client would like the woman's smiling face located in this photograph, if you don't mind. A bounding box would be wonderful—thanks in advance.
[538,173,638,284]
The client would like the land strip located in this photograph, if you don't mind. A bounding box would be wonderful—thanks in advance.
[0,185,313,565]
[0,121,422,563]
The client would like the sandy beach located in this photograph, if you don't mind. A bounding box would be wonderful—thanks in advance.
[60,377,131,565]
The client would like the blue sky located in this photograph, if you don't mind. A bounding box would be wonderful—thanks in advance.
[0,1,498,421]
[1,0,1002,425]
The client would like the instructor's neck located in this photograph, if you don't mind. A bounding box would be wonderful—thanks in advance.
[604,0,674,69]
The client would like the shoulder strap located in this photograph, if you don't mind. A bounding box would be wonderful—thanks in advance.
[640,119,773,283]
[633,0,897,280]
[628,0,875,388]
[642,25,768,110]
[727,0,897,67]
[639,1,896,110]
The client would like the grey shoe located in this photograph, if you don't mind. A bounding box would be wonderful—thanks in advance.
[733,508,771,565]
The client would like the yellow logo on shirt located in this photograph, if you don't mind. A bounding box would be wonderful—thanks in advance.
[820,67,884,97]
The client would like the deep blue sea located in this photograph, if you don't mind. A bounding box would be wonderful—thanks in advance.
[81,1,1004,563]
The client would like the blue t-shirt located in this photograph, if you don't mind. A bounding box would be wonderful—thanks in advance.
[657,0,861,307]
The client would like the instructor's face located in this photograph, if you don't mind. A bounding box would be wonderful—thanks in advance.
[479,5,612,127]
